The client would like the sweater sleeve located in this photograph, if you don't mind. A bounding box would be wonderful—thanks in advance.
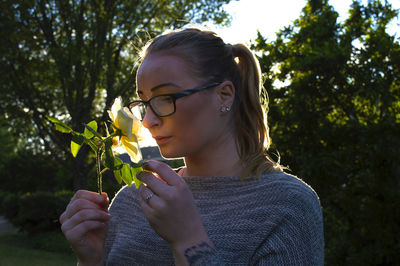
[250,182,324,266]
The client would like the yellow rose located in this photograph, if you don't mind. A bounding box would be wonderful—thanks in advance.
[120,136,141,163]
[108,97,142,162]
[108,97,141,139]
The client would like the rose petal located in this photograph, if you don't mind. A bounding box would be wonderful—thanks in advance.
[121,136,141,163]
[115,109,133,139]
[111,97,123,123]
[107,110,114,122]
[122,107,142,139]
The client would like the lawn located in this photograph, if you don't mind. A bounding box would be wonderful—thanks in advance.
[0,232,76,266]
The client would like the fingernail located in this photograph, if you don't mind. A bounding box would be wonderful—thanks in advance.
[97,196,107,203]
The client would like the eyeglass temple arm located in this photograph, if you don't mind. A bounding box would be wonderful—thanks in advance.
[173,82,221,99]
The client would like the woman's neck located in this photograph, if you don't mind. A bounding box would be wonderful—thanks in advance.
[183,133,242,177]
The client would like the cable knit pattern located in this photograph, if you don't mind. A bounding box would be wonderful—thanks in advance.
[104,171,324,265]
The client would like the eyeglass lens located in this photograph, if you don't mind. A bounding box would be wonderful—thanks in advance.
[129,102,145,120]
[130,95,175,119]
[151,95,175,116]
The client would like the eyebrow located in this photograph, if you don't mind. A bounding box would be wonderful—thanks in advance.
[137,82,182,95]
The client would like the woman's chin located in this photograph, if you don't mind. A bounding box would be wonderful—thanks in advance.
[158,147,182,159]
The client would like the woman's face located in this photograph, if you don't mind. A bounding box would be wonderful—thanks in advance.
[136,53,225,159]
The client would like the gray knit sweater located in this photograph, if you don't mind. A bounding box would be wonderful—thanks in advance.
[104,171,324,265]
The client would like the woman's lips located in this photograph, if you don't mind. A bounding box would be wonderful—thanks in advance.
[153,136,171,145]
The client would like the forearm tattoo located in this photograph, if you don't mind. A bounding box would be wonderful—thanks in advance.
[184,241,216,266]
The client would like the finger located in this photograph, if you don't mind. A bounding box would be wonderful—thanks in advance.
[59,211,68,224]
[70,190,109,206]
[60,191,108,224]
[138,184,163,211]
[138,184,155,205]
[64,220,107,243]
[137,171,169,196]
[61,198,106,224]
[139,185,157,216]
[61,208,111,233]
[143,160,182,186]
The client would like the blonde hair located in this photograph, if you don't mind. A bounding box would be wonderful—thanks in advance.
[140,28,282,179]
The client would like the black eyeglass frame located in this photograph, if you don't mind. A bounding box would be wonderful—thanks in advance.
[128,82,222,118]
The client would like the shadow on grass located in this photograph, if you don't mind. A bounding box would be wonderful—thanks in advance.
[0,231,76,266]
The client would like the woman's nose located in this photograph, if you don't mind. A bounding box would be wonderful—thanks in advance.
[141,106,161,129]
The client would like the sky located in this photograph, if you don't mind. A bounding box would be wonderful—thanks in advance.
[210,0,400,44]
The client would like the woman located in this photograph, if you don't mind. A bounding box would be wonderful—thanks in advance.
[60,28,324,265]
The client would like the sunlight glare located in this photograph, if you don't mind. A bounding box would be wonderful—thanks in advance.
[211,0,400,44]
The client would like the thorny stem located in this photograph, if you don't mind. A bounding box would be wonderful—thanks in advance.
[96,145,104,195]
[95,132,117,195]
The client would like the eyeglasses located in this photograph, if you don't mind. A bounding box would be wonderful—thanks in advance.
[128,82,221,119]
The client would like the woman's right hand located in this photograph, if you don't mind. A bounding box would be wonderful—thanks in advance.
[59,190,111,266]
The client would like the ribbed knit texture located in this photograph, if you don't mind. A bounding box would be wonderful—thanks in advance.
[105,171,324,265]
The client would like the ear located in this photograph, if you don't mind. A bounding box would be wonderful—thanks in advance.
[215,81,235,108]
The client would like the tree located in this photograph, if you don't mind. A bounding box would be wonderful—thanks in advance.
[0,0,232,189]
[253,0,400,264]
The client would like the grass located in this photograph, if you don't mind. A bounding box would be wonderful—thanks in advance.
[0,231,76,266]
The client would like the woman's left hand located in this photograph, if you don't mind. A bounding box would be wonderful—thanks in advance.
[137,160,212,257]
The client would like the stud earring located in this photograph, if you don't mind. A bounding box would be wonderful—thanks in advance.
[220,106,231,113]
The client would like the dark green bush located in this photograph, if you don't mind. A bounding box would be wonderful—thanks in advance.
[1,192,19,221]
[0,190,11,214]
[0,150,73,194]
[4,190,73,233]
[165,158,185,169]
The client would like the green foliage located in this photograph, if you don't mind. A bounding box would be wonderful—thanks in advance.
[0,126,16,167]
[0,190,9,214]
[165,158,186,169]
[0,149,73,194]
[48,115,144,192]
[46,117,73,134]
[104,137,117,169]
[253,0,399,264]
[71,133,85,157]
[0,0,233,190]
[2,190,74,234]
[84,120,98,139]
[1,192,18,220]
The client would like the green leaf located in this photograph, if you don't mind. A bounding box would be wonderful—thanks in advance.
[113,169,122,184]
[112,158,126,184]
[83,120,98,139]
[131,160,148,168]
[113,157,124,170]
[83,123,103,139]
[103,138,115,170]
[105,122,111,137]
[131,166,143,189]
[121,164,133,186]
[47,116,73,133]
[85,138,98,152]
[71,133,85,157]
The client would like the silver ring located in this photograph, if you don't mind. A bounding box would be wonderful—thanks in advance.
[145,193,154,202]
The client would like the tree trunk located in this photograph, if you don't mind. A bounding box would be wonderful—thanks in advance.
[72,164,88,191]
[71,148,91,191]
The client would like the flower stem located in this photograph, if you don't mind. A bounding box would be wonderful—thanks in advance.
[96,146,103,195]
